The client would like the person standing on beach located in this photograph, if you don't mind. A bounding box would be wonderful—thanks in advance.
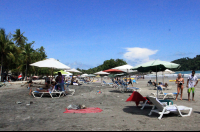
[175,73,184,100]
[56,72,65,91]
[186,70,198,101]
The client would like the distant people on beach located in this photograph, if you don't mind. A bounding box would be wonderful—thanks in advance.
[128,76,133,87]
[45,74,50,83]
[175,73,184,100]
[186,70,198,101]
[27,80,33,95]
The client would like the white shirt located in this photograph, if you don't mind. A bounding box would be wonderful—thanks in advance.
[188,74,198,88]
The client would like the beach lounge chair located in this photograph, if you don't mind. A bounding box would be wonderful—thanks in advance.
[32,87,63,98]
[147,96,192,119]
[102,81,113,87]
[151,86,177,100]
[63,83,75,96]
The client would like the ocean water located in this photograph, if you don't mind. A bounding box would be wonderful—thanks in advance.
[174,70,200,74]
[139,70,200,78]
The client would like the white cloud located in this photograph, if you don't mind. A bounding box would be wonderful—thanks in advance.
[65,61,94,70]
[123,47,158,65]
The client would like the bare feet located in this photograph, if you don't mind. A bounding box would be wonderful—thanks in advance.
[192,99,195,101]
[180,98,182,100]
[188,99,190,101]
[175,98,177,101]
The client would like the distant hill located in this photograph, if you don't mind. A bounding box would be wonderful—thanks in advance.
[76,59,127,74]
[172,55,200,71]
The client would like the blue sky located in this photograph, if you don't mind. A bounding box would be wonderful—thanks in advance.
[1,0,200,69]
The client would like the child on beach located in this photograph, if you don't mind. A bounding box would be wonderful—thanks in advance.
[186,70,198,101]
[27,80,33,95]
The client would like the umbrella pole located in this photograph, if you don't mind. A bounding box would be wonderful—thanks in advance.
[156,66,158,98]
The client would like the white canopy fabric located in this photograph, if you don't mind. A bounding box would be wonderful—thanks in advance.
[151,69,175,75]
[112,64,137,73]
[94,71,110,75]
[30,58,70,69]
[151,69,175,83]
[66,68,82,73]
[81,74,88,77]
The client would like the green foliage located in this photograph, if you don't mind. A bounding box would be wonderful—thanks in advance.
[0,28,49,81]
[172,55,200,71]
[77,58,127,74]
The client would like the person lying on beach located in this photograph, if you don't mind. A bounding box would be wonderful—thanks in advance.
[37,81,51,91]
[36,81,53,92]
[27,80,33,95]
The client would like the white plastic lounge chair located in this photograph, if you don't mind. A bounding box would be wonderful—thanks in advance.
[32,87,63,98]
[62,84,75,96]
[151,86,177,100]
[147,96,192,119]
[127,87,142,93]
[140,97,172,110]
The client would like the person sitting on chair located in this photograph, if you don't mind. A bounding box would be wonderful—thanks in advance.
[148,80,152,85]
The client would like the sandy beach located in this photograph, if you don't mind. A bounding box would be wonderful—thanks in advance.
[0,77,200,131]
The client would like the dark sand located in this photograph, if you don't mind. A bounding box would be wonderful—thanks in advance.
[0,78,200,131]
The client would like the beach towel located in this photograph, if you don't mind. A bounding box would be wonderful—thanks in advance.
[63,107,103,113]
[126,91,149,106]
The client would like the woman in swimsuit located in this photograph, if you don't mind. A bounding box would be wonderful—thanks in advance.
[175,73,184,100]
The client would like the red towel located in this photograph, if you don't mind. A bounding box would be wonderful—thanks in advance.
[126,91,150,106]
[63,107,103,113]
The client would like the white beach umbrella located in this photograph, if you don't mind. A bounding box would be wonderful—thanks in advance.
[66,68,82,73]
[81,74,88,78]
[112,64,137,73]
[30,58,70,83]
[94,71,110,83]
[151,69,175,83]
[30,58,70,69]
[113,64,137,89]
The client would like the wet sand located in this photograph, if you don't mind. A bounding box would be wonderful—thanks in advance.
[0,77,200,131]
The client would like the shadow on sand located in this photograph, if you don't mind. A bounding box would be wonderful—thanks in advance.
[123,105,179,119]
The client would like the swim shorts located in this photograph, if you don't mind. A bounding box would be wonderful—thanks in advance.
[188,87,195,93]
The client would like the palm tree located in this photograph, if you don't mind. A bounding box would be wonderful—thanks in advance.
[22,42,34,80]
[12,29,27,49]
[0,29,15,82]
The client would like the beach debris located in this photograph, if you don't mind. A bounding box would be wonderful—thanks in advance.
[16,101,22,104]
[97,90,102,93]
[26,104,30,106]
[67,104,87,110]
[117,96,120,98]
[30,101,33,104]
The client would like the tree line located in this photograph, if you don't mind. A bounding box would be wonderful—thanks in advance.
[0,28,50,81]
[172,55,200,71]
[76,59,127,75]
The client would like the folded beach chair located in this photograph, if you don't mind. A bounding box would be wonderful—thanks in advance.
[151,86,177,100]
[32,87,63,98]
[147,96,192,119]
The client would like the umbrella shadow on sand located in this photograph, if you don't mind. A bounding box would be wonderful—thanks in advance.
[123,106,179,119]
[109,90,134,93]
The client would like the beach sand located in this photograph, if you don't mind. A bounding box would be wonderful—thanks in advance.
[0,77,200,131]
